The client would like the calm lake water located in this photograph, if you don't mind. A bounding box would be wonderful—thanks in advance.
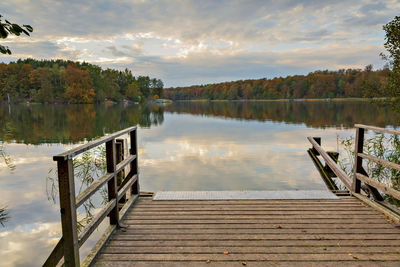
[0,100,399,266]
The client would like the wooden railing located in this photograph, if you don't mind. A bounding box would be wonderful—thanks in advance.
[43,126,139,267]
[308,124,400,223]
[353,124,400,200]
[307,136,352,190]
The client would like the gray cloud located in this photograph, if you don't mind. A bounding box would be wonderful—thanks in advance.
[1,0,398,86]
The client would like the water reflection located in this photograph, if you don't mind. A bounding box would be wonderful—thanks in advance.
[0,101,398,146]
[139,114,332,191]
[0,103,164,144]
[166,101,400,128]
[0,100,399,266]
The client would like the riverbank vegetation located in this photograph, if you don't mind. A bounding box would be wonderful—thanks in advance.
[0,59,164,103]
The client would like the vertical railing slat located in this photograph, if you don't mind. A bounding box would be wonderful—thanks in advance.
[353,127,364,193]
[57,159,80,266]
[115,139,127,203]
[106,139,119,225]
[130,129,139,195]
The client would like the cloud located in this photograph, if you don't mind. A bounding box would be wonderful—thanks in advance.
[0,0,398,86]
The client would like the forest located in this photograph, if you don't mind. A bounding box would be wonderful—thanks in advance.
[164,66,389,100]
[0,58,164,103]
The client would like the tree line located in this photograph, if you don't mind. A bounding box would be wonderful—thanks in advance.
[0,58,164,103]
[164,66,389,100]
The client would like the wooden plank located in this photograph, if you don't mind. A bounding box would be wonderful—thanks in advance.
[96,253,400,261]
[78,199,116,246]
[53,126,136,161]
[122,218,389,224]
[76,172,113,208]
[308,137,352,190]
[136,201,361,205]
[123,214,384,220]
[122,216,384,224]
[107,239,400,247]
[121,228,400,234]
[95,261,400,267]
[112,233,400,240]
[135,205,361,210]
[133,205,364,209]
[102,246,400,254]
[356,173,400,200]
[358,152,400,172]
[116,223,395,229]
[130,208,374,212]
[355,124,400,136]
[126,210,379,215]
[57,159,80,266]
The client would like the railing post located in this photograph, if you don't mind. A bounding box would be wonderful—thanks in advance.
[106,139,119,225]
[312,137,321,156]
[57,159,80,266]
[130,129,139,195]
[353,127,364,193]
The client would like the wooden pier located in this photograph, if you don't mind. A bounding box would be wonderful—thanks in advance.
[94,196,400,266]
[44,124,400,266]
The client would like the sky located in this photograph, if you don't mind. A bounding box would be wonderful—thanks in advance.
[1,0,399,87]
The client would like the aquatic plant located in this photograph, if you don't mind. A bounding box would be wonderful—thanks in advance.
[46,144,108,232]
[339,132,400,206]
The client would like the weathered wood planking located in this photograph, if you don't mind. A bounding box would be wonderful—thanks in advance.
[94,197,400,266]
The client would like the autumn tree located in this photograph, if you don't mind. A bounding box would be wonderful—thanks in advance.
[64,64,95,103]
[126,80,141,101]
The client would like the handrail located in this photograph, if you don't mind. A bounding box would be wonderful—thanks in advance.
[355,124,400,136]
[358,152,400,172]
[43,126,139,267]
[353,124,400,201]
[53,126,137,161]
[307,137,352,190]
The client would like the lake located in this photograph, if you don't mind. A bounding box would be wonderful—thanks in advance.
[0,100,399,266]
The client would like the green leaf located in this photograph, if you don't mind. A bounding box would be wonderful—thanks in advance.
[23,25,33,32]
[21,28,30,36]
[0,44,11,54]
[0,26,8,38]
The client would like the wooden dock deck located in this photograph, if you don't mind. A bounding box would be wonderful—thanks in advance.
[94,196,400,266]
